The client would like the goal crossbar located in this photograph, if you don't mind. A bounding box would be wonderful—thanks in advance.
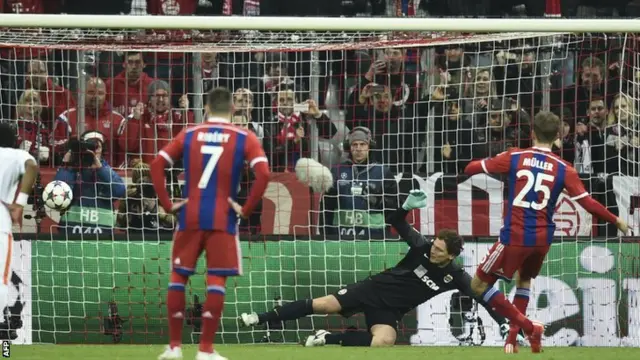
[1,14,640,32]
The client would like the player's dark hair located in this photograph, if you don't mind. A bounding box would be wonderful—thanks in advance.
[125,51,143,58]
[437,229,464,257]
[533,111,561,144]
[206,87,233,114]
[0,122,17,148]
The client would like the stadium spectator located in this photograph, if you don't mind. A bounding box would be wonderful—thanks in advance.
[201,53,233,93]
[24,59,75,128]
[493,45,542,117]
[144,0,198,105]
[251,52,307,124]
[105,51,156,116]
[14,89,50,163]
[430,45,473,101]
[352,48,427,172]
[116,159,174,232]
[270,89,336,171]
[605,93,639,175]
[232,88,266,143]
[553,107,576,164]
[471,97,531,159]
[574,96,608,174]
[231,113,263,234]
[347,82,415,172]
[360,48,416,114]
[118,80,193,166]
[318,126,398,240]
[436,98,473,174]
[53,77,125,166]
[55,131,126,235]
[0,1,61,120]
[464,67,497,126]
[554,55,620,124]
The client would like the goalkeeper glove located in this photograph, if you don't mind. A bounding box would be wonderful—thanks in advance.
[402,189,427,211]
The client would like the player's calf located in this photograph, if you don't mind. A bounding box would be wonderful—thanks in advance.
[166,272,189,350]
[240,295,341,327]
[317,326,395,347]
[471,275,537,337]
[321,330,375,347]
[198,275,226,354]
[370,324,396,347]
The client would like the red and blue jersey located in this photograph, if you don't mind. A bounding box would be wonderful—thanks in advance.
[475,147,588,247]
[159,119,267,234]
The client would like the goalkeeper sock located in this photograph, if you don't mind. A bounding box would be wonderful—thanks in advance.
[482,287,533,334]
[325,331,373,346]
[167,272,188,349]
[258,298,313,324]
[199,275,226,353]
[513,287,530,319]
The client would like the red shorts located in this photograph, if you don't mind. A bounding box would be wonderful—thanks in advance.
[476,241,549,284]
[171,230,242,277]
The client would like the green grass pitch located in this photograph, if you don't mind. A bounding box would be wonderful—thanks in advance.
[12,345,640,360]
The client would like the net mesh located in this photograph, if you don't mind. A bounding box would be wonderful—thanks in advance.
[1,26,639,347]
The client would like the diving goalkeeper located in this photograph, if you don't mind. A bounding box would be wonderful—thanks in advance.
[240,190,515,347]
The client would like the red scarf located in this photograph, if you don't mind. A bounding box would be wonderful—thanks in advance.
[277,112,301,146]
[223,0,260,16]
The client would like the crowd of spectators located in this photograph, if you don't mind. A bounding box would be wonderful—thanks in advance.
[1,0,639,236]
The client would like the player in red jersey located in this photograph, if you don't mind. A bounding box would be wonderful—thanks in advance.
[464,111,628,354]
[150,87,270,360]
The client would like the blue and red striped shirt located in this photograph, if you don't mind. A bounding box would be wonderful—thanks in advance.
[159,119,267,234]
[467,147,588,247]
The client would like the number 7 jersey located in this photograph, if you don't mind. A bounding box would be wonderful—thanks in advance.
[469,146,589,247]
[158,121,268,234]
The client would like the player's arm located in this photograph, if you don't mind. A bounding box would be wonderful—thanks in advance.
[455,270,508,327]
[389,190,430,248]
[232,131,270,218]
[564,166,624,230]
[390,207,429,248]
[151,131,186,213]
[7,153,38,226]
[464,150,512,176]
[16,156,38,207]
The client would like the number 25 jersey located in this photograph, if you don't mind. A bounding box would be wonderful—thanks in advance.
[477,146,588,247]
[159,120,267,234]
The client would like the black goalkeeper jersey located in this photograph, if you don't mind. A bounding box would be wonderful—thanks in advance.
[364,207,499,320]
[369,237,473,311]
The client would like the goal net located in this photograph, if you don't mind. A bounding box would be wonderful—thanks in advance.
[2,16,639,347]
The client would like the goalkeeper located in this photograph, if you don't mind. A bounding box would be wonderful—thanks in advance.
[240,190,514,347]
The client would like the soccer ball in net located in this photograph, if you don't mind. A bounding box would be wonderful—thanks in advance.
[43,180,73,211]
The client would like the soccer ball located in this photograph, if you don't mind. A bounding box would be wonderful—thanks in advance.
[42,180,73,210]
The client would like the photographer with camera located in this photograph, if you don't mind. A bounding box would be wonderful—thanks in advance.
[116,159,174,232]
[55,131,126,235]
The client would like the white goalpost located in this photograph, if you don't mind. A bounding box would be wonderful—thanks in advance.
[1,14,638,347]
